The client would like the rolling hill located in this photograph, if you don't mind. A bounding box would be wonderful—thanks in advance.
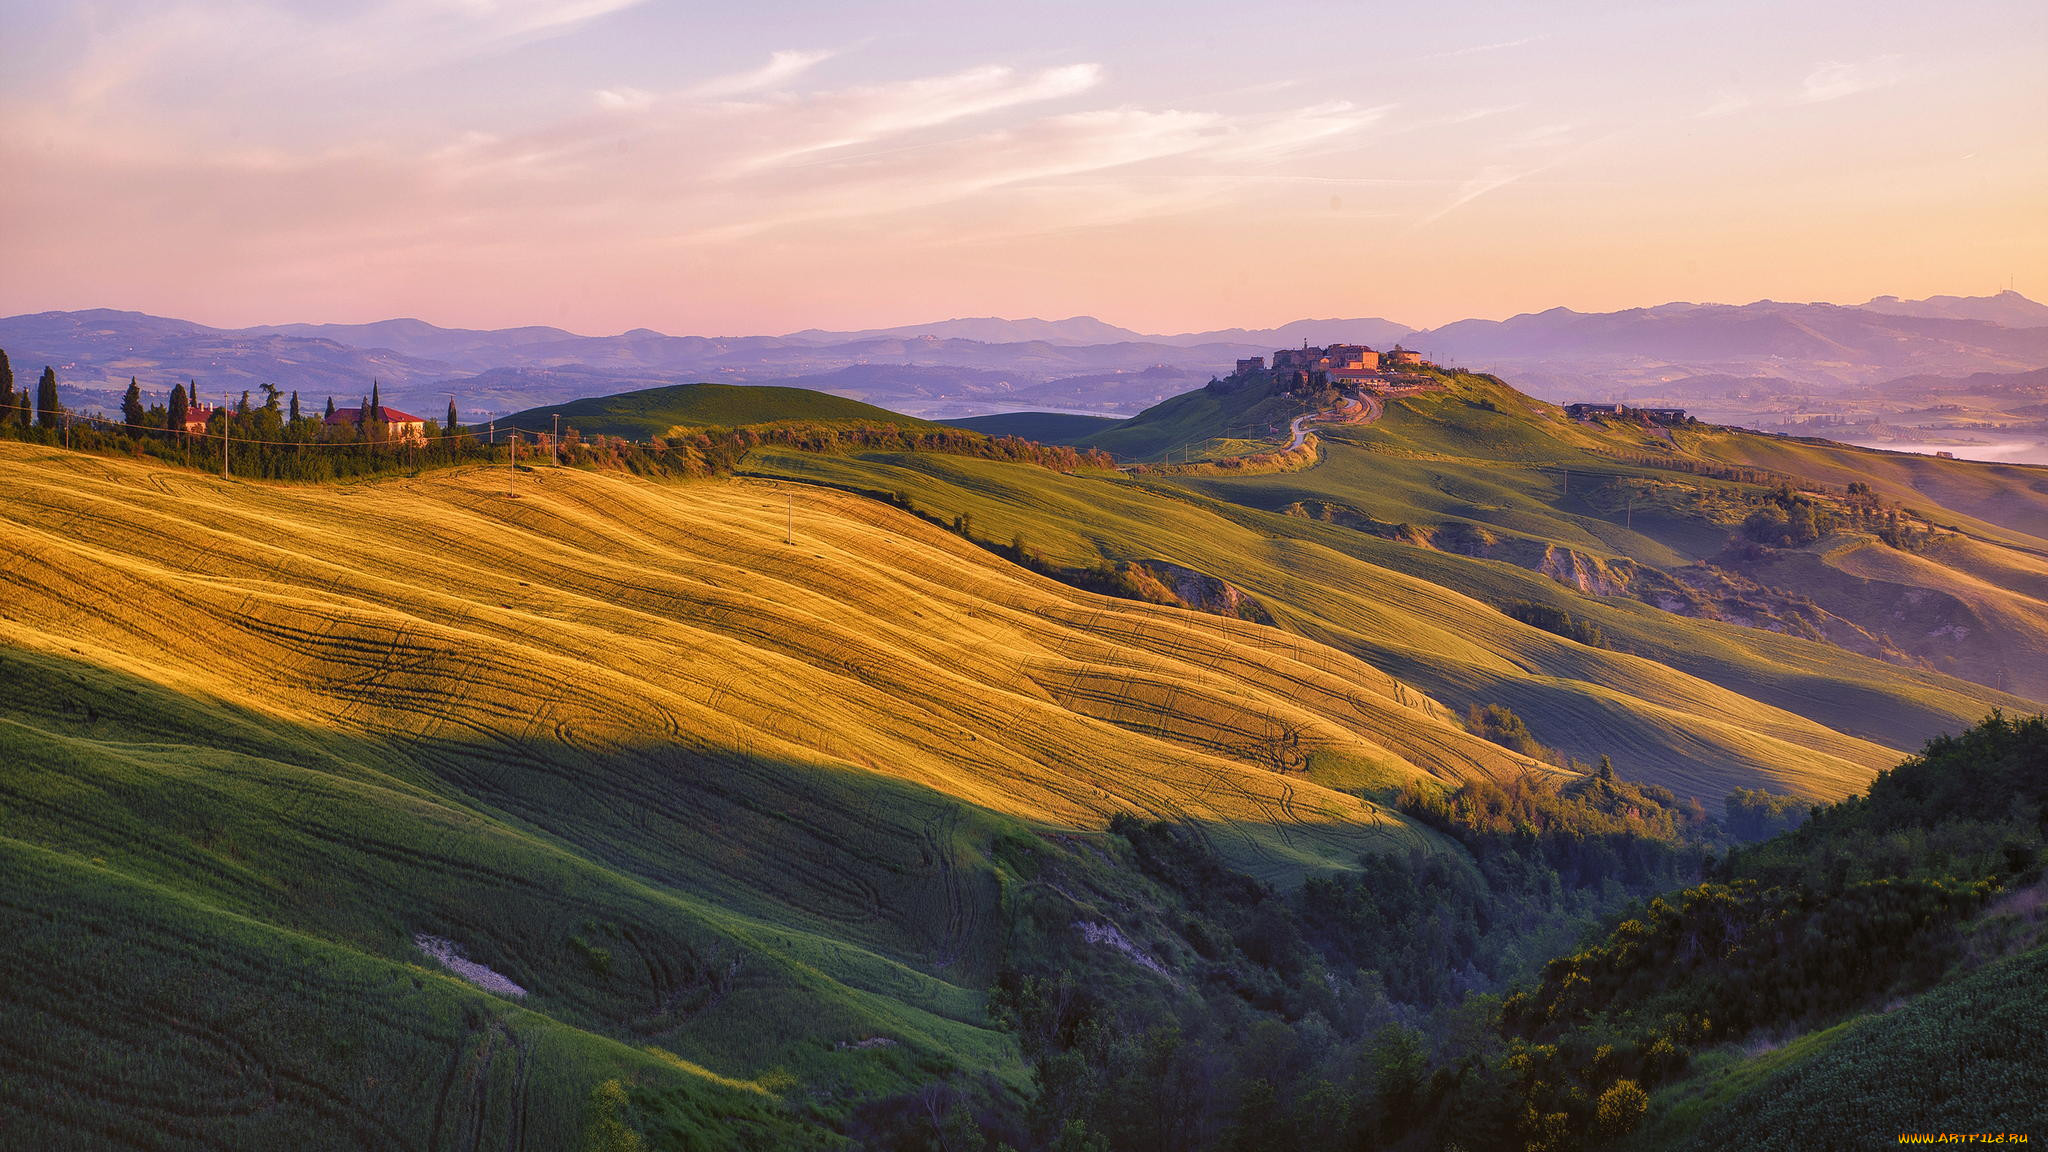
[499,382,939,439]
[4,360,2043,1148]
[1,437,1560,1145]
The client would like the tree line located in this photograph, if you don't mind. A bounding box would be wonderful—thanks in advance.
[0,349,1113,482]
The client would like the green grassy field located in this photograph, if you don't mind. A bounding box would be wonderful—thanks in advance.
[1625,940,2048,1151]
[501,382,937,439]
[1074,378,1308,462]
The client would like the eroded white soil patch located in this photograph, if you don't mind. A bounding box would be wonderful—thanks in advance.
[414,933,528,998]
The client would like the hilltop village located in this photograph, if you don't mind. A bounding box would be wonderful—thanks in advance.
[1223,344,1703,433]
[1226,341,1438,395]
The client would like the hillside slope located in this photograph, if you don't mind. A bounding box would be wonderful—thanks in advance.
[500,382,937,439]
[0,441,1551,1143]
[747,372,2035,801]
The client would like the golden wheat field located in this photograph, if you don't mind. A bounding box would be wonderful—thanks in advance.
[0,443,1550,883]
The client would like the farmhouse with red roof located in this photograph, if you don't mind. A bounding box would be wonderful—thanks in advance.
[326,405,428,445]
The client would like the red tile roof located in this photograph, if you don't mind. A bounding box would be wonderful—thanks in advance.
[325,406,425,425]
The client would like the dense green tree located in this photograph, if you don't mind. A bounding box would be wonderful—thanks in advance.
[168,384,189,436]
[324,395,336,419]
[35,366,60,430]
[123,379,146,429]
[1725,786,1807,841]
[0,347,15,425]
[446,399,459,436]
[289,391,301,423]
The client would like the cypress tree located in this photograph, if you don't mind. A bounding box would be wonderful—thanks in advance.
[123,378,146,429]
[324,396,335,419]
[370,380,381,414]
[289,391,301,423]
[0,347,14,425]
[36,366,60,430]
[236,390,251,417]
[446,399,459,436]
[169,384,189,436]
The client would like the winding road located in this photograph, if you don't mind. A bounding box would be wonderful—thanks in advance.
[1287,392,1384,450]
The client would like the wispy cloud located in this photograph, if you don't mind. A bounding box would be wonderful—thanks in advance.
[33,0,650,146]
[1409,127,1631,229]
[1415,164,1533,226]
[678,96,1390,244]
[702,63,1106,172]
[1797,56,1907,103]
[1421,35,1547,62]
[689,49,837,98]
[1699,53,1911,118]
[22,40,1393,265]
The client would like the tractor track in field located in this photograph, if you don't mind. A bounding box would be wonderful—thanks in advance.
[918,802,970,967]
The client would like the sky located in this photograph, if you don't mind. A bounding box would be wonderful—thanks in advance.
[1,0,2043,335]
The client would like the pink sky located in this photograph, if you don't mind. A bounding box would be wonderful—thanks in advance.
[3,0,2043,335]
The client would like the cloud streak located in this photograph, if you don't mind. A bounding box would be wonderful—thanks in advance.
[689,48,838,97]
[1699,54,1911,118]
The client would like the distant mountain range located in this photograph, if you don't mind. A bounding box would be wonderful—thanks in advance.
[3,291,2042,419]
[782,314,1415,349]
[1855,289,2048,327]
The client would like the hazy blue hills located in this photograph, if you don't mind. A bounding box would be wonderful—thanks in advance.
[783,315,1150,346]
[784,314,1416,349]
[1412,299,2048,365]
[6,293,2045,424]
[942,411,1126,442]
[1858,288,2048,326]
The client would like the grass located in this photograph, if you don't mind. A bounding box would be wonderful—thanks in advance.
[499,382,938,439]
[0,440,1504,1144]
[1631,943,2048,1150]
[1076,378,1307,461]
[0,834,830,1151]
